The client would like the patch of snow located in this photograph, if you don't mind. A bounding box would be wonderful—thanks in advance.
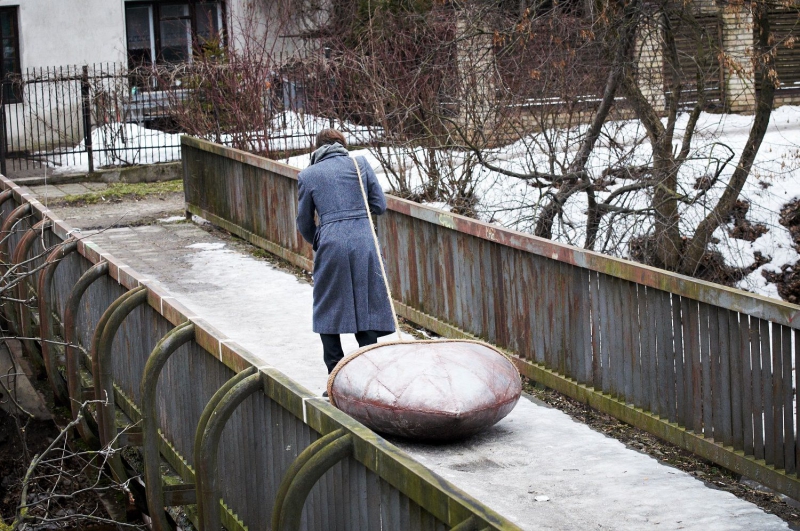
[187,242,226,250]
[42,111,382,174]
[158,215,185,223]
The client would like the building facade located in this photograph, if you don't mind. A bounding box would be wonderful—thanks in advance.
[0,0,298,156]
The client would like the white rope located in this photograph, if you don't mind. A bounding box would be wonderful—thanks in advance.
[352,156,404,343]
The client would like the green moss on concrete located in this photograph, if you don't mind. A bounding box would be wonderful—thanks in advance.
[59,180,184,205]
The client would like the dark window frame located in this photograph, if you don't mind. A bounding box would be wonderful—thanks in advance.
[0,6,22,104]
[125,0,227,69]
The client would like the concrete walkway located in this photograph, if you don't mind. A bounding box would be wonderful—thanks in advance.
[41,193,790,531]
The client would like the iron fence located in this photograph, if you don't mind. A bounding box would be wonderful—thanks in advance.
[0,62,372,177]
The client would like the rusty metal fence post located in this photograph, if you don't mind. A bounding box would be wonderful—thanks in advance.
[0,202,31,279]
[195,368,262,530]
[63,260,108,446]
[140,321,196,531]
[38,238,78,404]
[81,65,93,174]
[92,286,149,481]
[272,428,352,531]
[12,219,53,363]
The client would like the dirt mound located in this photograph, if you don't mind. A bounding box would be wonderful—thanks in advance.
[762,200,800,304]
[779,199,800,251]
[726,200,768,242]
[630,234,768,287]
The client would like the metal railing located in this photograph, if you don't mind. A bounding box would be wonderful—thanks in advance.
[0,174,520,530]
[0,64,185,175]
[0,62,365,177]
[181,135,800,502]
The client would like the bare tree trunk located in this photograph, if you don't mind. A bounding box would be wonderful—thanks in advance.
[617,24,687,269]
[679,2,775,276]
[534,0,640,239]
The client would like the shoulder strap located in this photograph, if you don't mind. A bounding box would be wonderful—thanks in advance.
[352,156,403,342]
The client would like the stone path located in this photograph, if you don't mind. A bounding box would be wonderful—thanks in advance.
[35,190,791,531]
[28,182,108,200]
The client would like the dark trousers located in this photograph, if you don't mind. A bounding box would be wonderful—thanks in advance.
[320,331,379,373]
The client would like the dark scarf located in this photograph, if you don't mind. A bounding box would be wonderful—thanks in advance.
[310,142,349,165]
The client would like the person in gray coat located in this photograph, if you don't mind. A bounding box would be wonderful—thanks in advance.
[296,129,396,374]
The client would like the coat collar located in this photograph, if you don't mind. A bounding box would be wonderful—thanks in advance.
[310,142,349,165]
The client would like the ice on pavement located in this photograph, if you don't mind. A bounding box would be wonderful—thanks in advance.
[156,242,789,531]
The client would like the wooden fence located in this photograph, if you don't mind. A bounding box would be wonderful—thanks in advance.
[182,135,800,501]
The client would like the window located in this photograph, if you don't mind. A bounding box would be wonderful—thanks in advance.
[0,7,21,104]
[125,1,225,69]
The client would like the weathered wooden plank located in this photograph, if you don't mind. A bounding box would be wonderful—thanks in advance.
[570,262,584,379]
[492,244,509,352]
[557,261,570,376]
[737,315,754,456]
[782,325,795,474]
[663,291,677,423]
[398,489,411,531]
[684,298,701,433]
[752,319,765,461]
[763,319,775,466]
[408,496,422,531]
[773,322,785,470]
[381,478,402,531]
[530,254,546,364]
[366,469,381,530]
[544,255,557,371]
[796,329,800,477]
[655,289,670,419]
[599,274,613,395]
[673,294,685,428]
[621,281,636,403]
[699,303,713,437]
[633,284,644,407]
[640,286,656,413]
[717,308,732,448]
[589,271,602,389]
[729,311,744,453]
[612,276,625,399]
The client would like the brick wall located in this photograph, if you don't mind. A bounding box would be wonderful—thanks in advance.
[722,7,756,113]
[635,22,666,111]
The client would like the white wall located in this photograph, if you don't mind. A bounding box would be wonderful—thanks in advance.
[0,0,304,153]
[0,0,304,71]
[0,0,126,69]
[227,0,305,57]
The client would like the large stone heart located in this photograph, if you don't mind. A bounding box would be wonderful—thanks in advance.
[327,340,521,441]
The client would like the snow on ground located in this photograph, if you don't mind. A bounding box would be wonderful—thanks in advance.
[43,112,380,173]
[145,240,788,530]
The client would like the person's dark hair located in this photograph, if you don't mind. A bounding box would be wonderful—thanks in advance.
[315,128,347,149]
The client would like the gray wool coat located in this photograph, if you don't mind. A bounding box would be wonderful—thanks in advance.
[296,149,396,335]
